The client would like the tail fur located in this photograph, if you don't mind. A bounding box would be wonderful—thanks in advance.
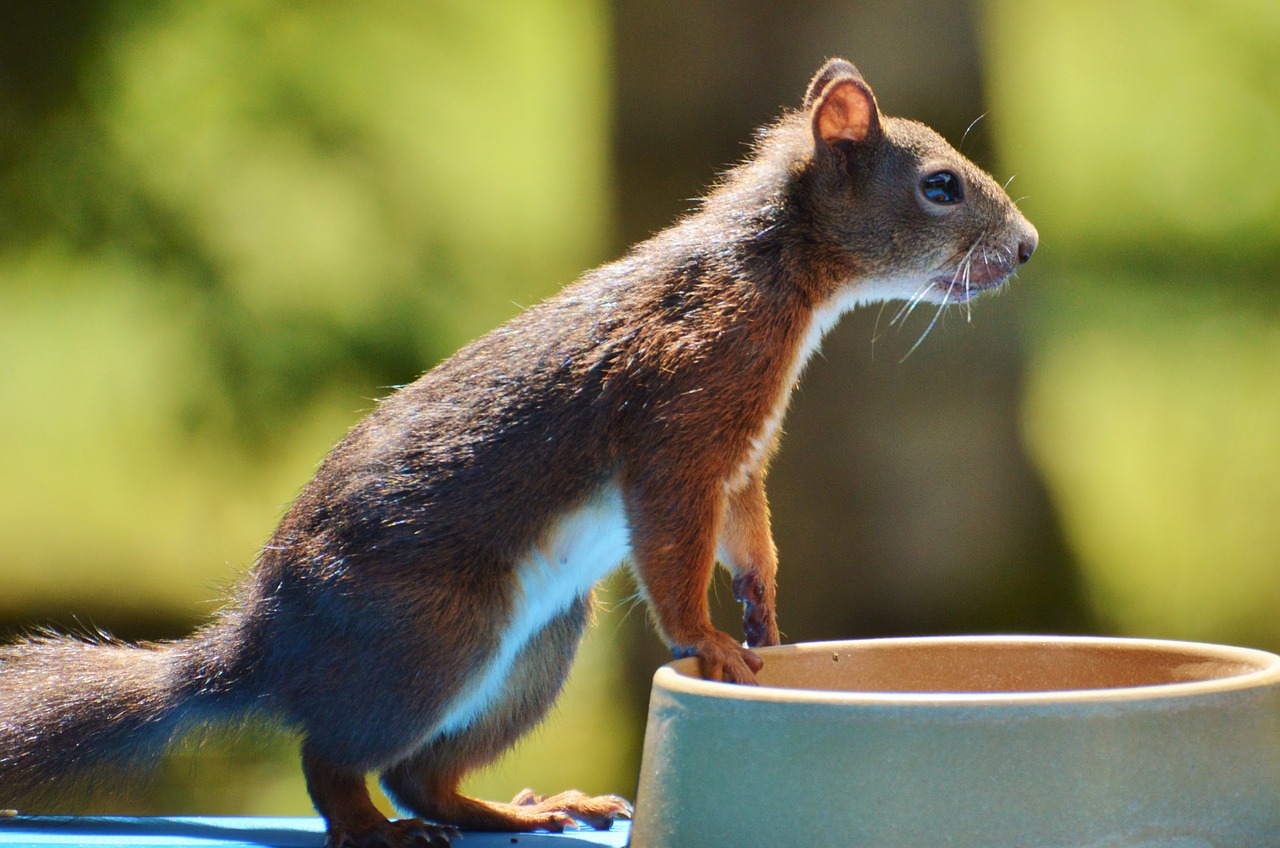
[0,630,249,808]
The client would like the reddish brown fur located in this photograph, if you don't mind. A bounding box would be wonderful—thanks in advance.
[0,59,1036,848]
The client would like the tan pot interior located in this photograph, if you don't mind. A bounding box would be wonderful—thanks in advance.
[734,637,1269,695]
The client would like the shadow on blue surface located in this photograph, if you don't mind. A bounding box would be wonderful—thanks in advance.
[0,816,630,847]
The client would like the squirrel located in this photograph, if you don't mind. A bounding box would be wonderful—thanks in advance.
[0,58,1035,848]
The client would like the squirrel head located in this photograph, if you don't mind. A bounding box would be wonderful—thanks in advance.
[790,58,1038,306]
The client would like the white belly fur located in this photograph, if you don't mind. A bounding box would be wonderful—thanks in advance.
[436,484,631,734]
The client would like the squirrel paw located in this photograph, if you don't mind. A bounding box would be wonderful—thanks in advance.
[510,788,633,831]
[732,572,779,648]
[675,630,764,684]
[328,818,458,848]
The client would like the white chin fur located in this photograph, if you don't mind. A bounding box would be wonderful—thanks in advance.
[846,274,947,308]
[806,274,939,346]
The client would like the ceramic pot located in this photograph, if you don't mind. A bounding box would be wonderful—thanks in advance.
[630,635,1280,847]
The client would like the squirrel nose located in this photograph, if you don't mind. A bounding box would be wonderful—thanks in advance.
[1017,230,1038,265]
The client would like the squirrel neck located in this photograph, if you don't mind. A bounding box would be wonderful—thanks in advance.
[676,112,859,309]
[587,119,860,488]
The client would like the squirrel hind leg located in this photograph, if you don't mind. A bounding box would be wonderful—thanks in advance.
[380,596,630,833]
[302,741,456,848]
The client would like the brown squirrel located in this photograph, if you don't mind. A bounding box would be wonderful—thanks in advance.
[0,59,1034,847]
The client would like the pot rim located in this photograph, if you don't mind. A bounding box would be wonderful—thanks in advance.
[656,634,1280,707]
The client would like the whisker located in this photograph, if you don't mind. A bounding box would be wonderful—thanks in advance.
[898,222,1000,352]
[961,113,988,151]
[961,225,995,321]
[895,280,937,327]
[902,295,950,362]
[871,301,892,351]
[964,253,975,323]
[891,278,937,327]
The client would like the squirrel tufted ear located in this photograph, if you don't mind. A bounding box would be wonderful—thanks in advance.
[807,59,881,148]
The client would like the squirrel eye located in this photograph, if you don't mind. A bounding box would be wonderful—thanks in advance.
[920,170,963,205]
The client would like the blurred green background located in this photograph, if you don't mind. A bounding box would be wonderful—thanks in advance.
[2,0,1277,818]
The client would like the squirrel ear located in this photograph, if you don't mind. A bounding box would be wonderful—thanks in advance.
[807,60,881,148]
[804,58,862,109]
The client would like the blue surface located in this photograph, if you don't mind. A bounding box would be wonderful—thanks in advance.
[0,817,630,847]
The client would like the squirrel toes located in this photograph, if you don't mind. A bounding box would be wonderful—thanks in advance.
[0,59,1035,847]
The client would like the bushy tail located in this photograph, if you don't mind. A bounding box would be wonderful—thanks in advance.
[0,631,248,808]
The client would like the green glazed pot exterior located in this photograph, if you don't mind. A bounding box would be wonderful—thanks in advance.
[631,636,1280,848]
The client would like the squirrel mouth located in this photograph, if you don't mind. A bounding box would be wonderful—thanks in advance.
[930,258,1016,303]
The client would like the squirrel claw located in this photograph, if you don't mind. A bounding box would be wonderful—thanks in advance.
[542,813,573,833]
[732,573,779,648]
[742,602,779,648]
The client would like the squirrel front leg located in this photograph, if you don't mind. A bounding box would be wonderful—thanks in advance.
[624,470,764,684]
[719,471,781,649]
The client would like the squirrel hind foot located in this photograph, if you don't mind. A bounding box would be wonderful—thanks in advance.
[510,788,634,831]
[327,818,458,848]
[391,784,631,833]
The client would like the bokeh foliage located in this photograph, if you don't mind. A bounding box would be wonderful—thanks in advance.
[1,0,633,815]
[986,0,1280,646]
